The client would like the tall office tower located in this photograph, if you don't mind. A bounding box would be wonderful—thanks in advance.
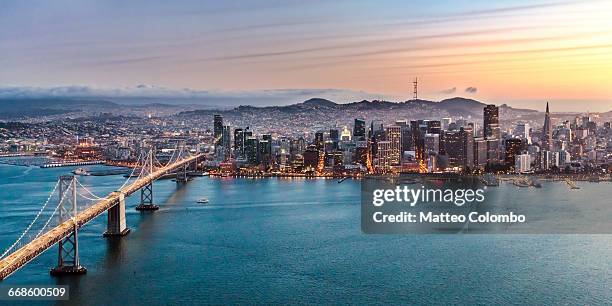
[353,118,366,140]
[370,120,384,137]
[290,137,306,157]
[586,121,597,135]
[314,132,324,151]
[424,133,440,154]
[400,125,413,155]
[262,134,273,164]
[213,114,224,146]
[258,139,271,166]
[483,104,500,140]
[302,147,319,170]
[234,128,244,157]
[504,138,523,168]
[542,102,553,151]
[386,126,402,165]
[329,129,339,150]
[473,137,488,170]
[245,136,259,164]
[581,115,590,128]
[441,117,452,131]
[355,139,368,166]
[410,120,427,161]
[515,122,531,143]
[486,138,500,165]
[369,120,385,161]
[443,127,474,170]
[375,141,391,171]
[222,125,231,160]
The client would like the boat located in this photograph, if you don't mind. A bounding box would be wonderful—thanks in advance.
[197,198,209,204]
[73,168,90,176]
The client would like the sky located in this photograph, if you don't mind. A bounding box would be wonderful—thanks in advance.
[1,0,612,111]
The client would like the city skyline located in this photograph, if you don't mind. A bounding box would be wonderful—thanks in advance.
[2,1,612,112]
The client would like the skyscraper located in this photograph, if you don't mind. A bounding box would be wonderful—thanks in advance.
[386,126,402,165]
[222,125,231,160]
[329,128,339,150]
[213,114,223,146]
[353,119,366,140]
[483,104,500,140]
[314,132,324,151]
[504,138,522,168]
[443,127,473,170]
[234,128,244,157]
[542,102,553,151]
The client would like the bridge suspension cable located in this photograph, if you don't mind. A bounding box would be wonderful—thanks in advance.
[34,182,73,240]
[0,180,60,259]
[117,150,144,191]
[76,179,104,200]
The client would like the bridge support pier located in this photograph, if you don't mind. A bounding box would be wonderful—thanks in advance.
[136,182,159,211]
[176,164,190,183]
[103,192,131,237]
[51,175,87,276]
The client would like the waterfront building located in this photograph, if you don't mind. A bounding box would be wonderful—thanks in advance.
[515,154,531,173]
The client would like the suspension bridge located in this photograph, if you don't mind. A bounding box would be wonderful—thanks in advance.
[0,142,202,280]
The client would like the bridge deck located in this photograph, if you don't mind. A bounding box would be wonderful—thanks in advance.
[0,154,201,280]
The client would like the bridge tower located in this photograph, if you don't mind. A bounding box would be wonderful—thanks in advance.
[136,147,159,211]
[175,140,191,183]
[50,175,87,276]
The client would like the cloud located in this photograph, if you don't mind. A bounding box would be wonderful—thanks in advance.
[0,85,389,106]
[439,87,457,94]
[465,87,478,94]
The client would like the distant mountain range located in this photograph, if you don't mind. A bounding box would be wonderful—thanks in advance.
[3,96,603,122]
[181,97,539,120]
[0,98,184,119]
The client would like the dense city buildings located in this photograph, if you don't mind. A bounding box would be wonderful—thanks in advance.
[0,99,610,177]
